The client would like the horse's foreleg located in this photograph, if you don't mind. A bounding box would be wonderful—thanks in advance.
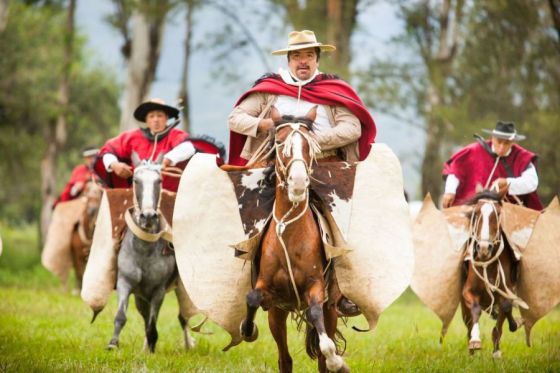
[241,286,264,342]
[107,279,133,350]
[145,286,167,353]
[268,307,292,373]
[492,304,506,358]
[307,283,347,373]
[462,280,482,353]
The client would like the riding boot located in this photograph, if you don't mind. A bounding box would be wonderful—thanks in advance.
[329,269,361,317]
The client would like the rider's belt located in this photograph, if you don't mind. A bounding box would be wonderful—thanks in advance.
[316,149,338,159]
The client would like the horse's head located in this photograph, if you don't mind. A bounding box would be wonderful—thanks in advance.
[270,106,320,203]
[131,151,163,230]
[466,188,505,261]
[83,179,103,230]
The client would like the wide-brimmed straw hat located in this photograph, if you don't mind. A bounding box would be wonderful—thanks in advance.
[271,30,336,55]
[482,121,526,141]
[133,98,179,123]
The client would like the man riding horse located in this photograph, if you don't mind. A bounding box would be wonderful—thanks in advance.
[228,30,376,318]
[442,121,543,210]
[54,146,99,207]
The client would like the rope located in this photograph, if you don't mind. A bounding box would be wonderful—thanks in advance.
[272,189,309,310]
[484,156,501,189]
[467,200,529,311]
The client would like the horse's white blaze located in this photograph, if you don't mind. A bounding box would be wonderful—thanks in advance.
[138,170,159,213]
[480,203,493,242]
[470,322,481,342]
[287,133,308,202]
[319,332,344,371]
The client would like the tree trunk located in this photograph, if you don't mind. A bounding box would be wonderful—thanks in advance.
[281,0,358,79]
[40,0,76,243]
[0,0,8,32]
[178,0,194,132]
[119,10,166,131]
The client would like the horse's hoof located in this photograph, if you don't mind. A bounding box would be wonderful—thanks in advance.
[326,355,344,372]
[336,361,350,373]
[106,342,118,351]
[511,317,525,332]
[493,350,502,359]
[240,321,258,342]
[468,340,481,351]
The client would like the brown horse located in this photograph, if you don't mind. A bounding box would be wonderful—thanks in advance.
[461,189,525,358]
[69,179,103,291]
[240,107,348,373]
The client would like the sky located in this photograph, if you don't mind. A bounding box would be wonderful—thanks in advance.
[75,1,425,198]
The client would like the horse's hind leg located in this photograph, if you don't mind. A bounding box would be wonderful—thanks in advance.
[268,307,292,373]
[107,279,133,350]
[307,283,348,373]
[175,285,196,349]
[492,304,506,358]
[502,298,523,332]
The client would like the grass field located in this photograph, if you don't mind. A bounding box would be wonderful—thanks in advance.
[1,225,559,372]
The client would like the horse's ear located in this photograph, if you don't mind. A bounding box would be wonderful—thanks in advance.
[154,152,164,165]
[475,183,484,194]
[131,151,141,167]
[270,106,281,123]
[306,105,318,123]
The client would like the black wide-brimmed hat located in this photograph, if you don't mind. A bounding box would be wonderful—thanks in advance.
[81,146,99,157]
[133,98,179,123]
[482,121,526,141]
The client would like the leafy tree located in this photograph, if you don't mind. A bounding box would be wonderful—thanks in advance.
[0,2,120,231]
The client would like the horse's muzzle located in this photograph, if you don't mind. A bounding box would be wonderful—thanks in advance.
[139,209,158,229]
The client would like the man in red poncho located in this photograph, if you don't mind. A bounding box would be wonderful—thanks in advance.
[228,30,376,165]
[228,30,377,317]
[94,99,196,192]
[54,146,99,206]
[442,121,543,210]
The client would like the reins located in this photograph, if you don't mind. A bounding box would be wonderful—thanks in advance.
[467,200,529,312]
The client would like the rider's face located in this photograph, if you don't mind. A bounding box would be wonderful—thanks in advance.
[492,137,514,157]
[288,48,318,80]
[145,110,168,134]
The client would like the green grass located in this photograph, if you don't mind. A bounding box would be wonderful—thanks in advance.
[0,225,559,372]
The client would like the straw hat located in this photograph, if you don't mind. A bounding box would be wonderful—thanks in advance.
[482,121,526,141]
[271,30,336,55]
[133,98,179,123]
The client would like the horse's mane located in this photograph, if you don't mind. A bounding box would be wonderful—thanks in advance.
[465,190,502,205]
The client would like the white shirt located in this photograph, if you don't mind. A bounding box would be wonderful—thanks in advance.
[102,141,196,171]
[444,144,539,195]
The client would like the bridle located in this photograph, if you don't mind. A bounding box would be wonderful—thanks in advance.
[468,199,503,258]
[273,120,320,187]
[271,119,321,310]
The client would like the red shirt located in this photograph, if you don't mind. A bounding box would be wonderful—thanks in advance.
[55,164,93,205]
[228,73,376,165]
[94,127,189,192]
[443,140,543,210]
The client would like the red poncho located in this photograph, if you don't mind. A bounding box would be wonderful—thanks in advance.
[94,128,189,192]
[443,141,543,210]
[55,164,94,206]
[228,74,376,165]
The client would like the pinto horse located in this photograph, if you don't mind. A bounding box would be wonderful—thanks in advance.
[240,107,348,373]
[107,152,195,353]
[69,179,103,291]
[461,188,525,357]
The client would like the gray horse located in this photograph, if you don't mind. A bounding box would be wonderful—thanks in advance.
[107,152,195,352]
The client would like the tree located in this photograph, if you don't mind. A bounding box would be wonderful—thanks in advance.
[108,0,177,131]
[177,0,196,132]
[0,2,120,227]
[274,0,360,79]
[39,0,76,241]
[0,0,8,32]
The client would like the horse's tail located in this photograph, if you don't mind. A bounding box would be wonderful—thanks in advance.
[305,324,347,359]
